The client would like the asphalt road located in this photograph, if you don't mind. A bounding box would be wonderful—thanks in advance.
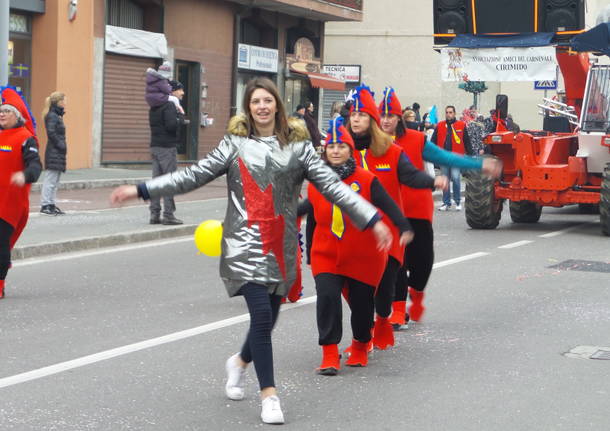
[1,205,609,430]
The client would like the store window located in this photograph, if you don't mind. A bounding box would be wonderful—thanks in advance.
[8,13,32,103]
[106,0,163,33]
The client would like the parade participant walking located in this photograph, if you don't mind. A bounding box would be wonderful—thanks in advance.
[40,92,67,215]
[300,118,413,373]
[0,87,42,299]
[347,85,447,350]
[431,105,471,211]
[110,78,392,425]
[378,87,502,326]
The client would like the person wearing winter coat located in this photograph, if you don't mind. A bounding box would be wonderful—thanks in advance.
[0,87,42,298]
[40,92,67,215]
[110,77,393,425]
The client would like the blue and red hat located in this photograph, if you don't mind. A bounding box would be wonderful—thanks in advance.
[378,87,402,117]
[350,84,380,126]
[325,117,354,150]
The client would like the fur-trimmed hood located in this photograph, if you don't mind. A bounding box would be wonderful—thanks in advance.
[227,114,310,143]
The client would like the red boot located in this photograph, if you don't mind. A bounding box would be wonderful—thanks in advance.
[317,344,340,376]
[373,316,394,350]
[408,287,426,321]
[388,301,407,329]
[0,280,4,299]
[345,340,369,367]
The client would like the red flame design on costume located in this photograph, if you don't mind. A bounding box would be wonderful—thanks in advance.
[238,158,286,280]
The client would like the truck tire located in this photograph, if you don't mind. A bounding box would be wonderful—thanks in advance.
[465,173,503,229]
[509,200,542,223]
[601,163,610,236]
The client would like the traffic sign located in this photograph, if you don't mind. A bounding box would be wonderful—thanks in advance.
[535,80,558,90]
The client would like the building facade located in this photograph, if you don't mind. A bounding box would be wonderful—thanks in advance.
[324,0,609,131]
[11,0,362,170]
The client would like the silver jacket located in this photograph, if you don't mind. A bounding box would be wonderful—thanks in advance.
[145,115,378,297]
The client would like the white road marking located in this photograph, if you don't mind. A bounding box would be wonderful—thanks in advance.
[538,223,590,238]
[0,253,480,389]
[498,240,534,249]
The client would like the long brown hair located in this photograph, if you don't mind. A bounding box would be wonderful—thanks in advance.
[347,114,393,157]
[242,78,290,147]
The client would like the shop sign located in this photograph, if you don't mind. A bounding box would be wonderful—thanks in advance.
[237,44,279,73]
[440,46,557,82]
[287,37,321,74]
[9,14,29,33]
[322,65,361,83]
[9,64,30,78]
[8,41,14,65]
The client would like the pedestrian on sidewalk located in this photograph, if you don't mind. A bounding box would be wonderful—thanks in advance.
[110,77,392,425]
[299,117,411,374]
[303,101,322,149]
[378,87,501,326]
[431,105,472,211]
[0,87,42,299]
[148,79,184,225]
[40,92,67,216]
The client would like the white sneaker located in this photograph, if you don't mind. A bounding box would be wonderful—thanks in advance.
[438,204,451,211]
[225,353,246,401]
[261,395,285,424]
[455,204,462,211]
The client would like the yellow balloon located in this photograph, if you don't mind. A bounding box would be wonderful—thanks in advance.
[194,220,223,257]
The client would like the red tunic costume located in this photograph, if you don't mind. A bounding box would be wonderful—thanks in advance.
[394,130,434,222]
[354,144,405,265]
[435,120,467,155]
[308,167,388,287]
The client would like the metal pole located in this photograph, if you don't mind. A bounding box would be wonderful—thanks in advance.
[0,0,9,86]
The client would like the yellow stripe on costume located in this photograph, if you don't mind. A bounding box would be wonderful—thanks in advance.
[359,150,369,170]
[451,126,461,145]
[331,205,345,239]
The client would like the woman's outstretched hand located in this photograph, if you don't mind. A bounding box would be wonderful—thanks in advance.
[372,220,393,252]
[434,176,449,191]
[110,185,138,206]
[482,157,503,179]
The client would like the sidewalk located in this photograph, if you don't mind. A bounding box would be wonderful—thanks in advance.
[16,167,449,261]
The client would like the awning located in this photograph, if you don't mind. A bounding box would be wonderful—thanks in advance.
[307,72,345,91]
[571,23,610,57]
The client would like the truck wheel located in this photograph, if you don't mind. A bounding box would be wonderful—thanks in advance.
[509,200,542,223]
[465,173,503,229]
[601,163,610,236]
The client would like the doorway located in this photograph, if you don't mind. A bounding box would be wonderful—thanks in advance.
[175,60,201,161]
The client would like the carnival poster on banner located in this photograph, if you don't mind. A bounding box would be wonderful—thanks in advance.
[441,46,557,82]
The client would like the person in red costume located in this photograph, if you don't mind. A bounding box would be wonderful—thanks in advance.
[0,87,42,299]
[299,117,412,373]
[378,87,502,327]
[347,85,448,351]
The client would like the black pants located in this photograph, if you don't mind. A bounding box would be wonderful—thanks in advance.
[239,283,282,390]
[375,256,401,318]
[395,218,434,301]
[314,273,374,345]
[0,219,14,281]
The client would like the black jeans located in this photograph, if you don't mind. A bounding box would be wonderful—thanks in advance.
[239,283,282,390]
[314,273,374,345]
[375,256,401,318]
[0,219,14,280]
[395,218,434,301]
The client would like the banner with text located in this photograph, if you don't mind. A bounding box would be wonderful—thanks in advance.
[440,46,557,82]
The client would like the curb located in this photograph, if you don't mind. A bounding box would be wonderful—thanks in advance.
[13,224,197,261]
[30,178,150,192]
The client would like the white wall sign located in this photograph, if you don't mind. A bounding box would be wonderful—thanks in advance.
[322,65,361,83]
[441,46,557,82]
[238,44,278,73]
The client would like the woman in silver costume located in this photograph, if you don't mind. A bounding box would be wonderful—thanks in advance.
[110,77,393,425]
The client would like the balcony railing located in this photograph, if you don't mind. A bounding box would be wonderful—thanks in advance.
[323,0,363,11]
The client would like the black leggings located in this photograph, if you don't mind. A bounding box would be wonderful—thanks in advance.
[0,219,14,281]
[314,273,375,345]
[395,218,434,301]
[239,283,282,390]
[375,256,401,318]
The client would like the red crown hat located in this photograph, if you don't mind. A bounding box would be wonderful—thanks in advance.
[325,117,355,150]
[0,86,37,139]
[350,84,380,126]
[378,87,402,117]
